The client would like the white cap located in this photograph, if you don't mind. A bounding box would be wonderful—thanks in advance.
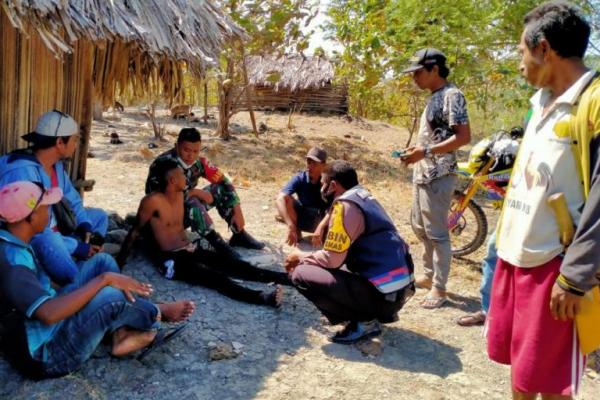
[22,110,78,142]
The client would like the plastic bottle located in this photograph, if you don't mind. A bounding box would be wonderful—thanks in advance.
[164,259,175,279]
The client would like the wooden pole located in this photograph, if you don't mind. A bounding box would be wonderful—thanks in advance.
[203,80,209,123]
[75,42,95,195]
[240,44,258,136]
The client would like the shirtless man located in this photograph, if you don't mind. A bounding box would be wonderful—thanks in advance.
[117,159,288,308]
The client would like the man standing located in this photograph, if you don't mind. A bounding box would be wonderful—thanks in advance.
[285,161,414,343]
[276,146,330,246]
[487,2,600,398]
[0,110,108,285]
[401,48,471,308]
[146,128,263,250]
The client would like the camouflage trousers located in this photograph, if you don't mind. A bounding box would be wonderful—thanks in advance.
[185,182,241,236]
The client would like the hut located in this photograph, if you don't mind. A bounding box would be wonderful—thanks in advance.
[241,54,348,114]
[0,0,244,186]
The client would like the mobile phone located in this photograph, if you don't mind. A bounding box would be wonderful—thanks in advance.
[391,150,407,158]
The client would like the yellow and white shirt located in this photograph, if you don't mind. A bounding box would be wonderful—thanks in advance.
[497,70,596,268]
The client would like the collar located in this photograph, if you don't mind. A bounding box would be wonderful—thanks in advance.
[529,70,596,108]
[0,229,31,249]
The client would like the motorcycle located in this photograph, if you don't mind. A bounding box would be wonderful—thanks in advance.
[447,127,523,257]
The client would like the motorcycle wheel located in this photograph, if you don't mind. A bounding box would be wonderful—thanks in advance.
[448,190,488,257]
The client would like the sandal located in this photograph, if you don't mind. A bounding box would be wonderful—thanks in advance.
[421,296,447,309]
[456,311,486,327]
[137,323,188,361]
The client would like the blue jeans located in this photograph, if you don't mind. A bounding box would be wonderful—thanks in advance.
[480,230,498,314]
[42,253,159,377]
[31,207,108,284]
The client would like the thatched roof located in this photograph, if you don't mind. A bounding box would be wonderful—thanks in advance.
[246,54,335,92]
[1,0,245,70]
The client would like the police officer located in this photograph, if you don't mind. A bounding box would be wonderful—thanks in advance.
[285,160,415,343]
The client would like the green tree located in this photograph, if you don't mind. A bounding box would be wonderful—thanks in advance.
[214,0,318,139]
[327,0,599,135]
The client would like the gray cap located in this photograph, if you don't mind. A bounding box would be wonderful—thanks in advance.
[306,146,327,163]
[402,48,447,73]
[21,110,79,142]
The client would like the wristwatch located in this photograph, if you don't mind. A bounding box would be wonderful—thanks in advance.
[423,145,433,158]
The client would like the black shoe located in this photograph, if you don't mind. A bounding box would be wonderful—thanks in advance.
[229,230,265,250]
[330,320,382,344]
[205,230,242,260]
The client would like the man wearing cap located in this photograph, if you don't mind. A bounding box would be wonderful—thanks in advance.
[285,160,415,343]
[400,48,471,309]
[145,127,264,251]
[276,146,330,246]
[0,110,108,285]
[0,181,195,378]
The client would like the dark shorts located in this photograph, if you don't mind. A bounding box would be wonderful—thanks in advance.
[293,200,326,233]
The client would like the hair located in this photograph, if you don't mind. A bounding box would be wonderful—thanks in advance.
[323,160,359,190]
[424,63,450,79]
[177,127,201,144]
[152,158,180,192]
[29,135,71,151]
[523,1,590,58]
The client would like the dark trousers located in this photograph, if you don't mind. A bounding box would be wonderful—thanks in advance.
[293,200,326,233]
[291,264,412,324]
[164,247,289,305]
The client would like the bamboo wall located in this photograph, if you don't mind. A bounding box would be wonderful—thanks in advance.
[1,11,95,182]
[236,84,349,114]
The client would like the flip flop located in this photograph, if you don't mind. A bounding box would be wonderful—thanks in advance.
[421,296,447,309]
[456,311,486,326]
[137,323,188,361]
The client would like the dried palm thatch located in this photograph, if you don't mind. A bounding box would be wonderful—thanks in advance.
[2,0,244,69]
[240,54,347,114]
[245,54,335,92]
[0,0,244,183]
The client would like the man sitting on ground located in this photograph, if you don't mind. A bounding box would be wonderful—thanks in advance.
[276,147,331,246]
[0,181,194,378]
[146,128,263,251]
[285,161,415,343]
[119,159,289,308]
[0,110,108,285]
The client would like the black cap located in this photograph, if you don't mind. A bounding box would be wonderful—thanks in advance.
[402,48,447,73]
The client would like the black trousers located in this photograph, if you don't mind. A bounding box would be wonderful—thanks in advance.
[290,263,413,324]
[163,247,290,305]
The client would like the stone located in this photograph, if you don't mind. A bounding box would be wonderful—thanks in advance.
[208,342,238,361]
[355,337,383,358]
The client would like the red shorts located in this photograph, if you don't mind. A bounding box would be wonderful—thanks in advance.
[485,257,585,395]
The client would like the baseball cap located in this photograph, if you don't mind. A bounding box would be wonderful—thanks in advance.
[21,110,79,142]
[402,48,447,73]
[306,147,327,163]
[0,181,63,223]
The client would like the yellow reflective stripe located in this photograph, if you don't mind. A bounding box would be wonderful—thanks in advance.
[323,202,351,253]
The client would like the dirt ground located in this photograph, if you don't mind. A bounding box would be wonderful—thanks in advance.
[1,108,598,399]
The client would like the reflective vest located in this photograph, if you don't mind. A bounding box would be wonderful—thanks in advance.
[337,186,414,293]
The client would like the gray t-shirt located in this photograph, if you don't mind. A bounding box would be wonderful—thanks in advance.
[413,83,469,184]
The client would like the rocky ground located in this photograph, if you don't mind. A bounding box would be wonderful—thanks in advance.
[1,108,598,399]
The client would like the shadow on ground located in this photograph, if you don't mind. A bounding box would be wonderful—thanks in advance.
[322,326,462,378]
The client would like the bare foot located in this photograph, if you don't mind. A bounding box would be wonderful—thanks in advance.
[112,328,156,357]
[158,300,196,323]
[262,285,283,308]
[415,275,433,290]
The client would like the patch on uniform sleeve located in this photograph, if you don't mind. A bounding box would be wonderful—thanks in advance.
[323,202,351,253]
